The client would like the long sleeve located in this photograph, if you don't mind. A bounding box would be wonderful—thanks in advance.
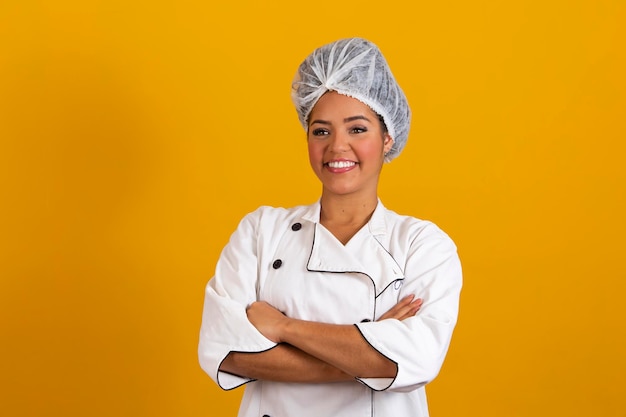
[198,210,277,390]
[356,222,462,392]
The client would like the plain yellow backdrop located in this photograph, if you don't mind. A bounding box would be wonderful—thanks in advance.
[1,1,625,416]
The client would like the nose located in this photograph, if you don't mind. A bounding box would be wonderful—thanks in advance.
[328,130,350,153]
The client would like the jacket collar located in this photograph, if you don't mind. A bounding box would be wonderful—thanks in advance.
[301,199,404,295]
[300,199,388,236]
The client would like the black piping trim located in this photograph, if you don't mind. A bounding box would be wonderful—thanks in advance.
[353,324,398,392]
[371,233,406,298]
[306,224,379,319]
[375,278,405,299]
[216,344,279,391]
[306,224,407,299]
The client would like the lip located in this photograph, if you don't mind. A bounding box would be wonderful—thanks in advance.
[324,158,358,173]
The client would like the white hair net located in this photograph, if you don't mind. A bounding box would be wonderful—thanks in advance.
[291,37,411,161]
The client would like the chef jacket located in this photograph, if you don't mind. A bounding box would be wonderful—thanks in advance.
[198,200,462,417]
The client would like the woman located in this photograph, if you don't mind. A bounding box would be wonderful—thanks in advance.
[198,38,462,417]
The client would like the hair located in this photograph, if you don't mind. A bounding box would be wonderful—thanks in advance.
[377,114,388,134]
[291,38,410,162]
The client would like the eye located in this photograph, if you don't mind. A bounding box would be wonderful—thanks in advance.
[350,126,368,134]
[311,128,329,136]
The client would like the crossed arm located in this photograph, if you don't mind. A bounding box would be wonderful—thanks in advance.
[220,295,422,383]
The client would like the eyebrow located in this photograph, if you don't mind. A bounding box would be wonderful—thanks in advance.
[309,115,372,125]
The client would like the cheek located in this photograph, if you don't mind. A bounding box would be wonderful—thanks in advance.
[358,140,385,160]
[307,141,323,167]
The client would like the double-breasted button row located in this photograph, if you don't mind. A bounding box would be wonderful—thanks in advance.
[271,224,302,270]
[272,223,302,270]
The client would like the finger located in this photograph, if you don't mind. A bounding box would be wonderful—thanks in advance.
[399,294,416,305]
[384,298,423,321]
[402,298,423,319]
[387,295,416,314]
[393,295,419,312]
[380,295,414,315]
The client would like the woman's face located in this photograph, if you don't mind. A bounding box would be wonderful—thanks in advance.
[307,91,393,198]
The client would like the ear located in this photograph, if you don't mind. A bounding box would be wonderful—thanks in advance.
[383,134,394,154]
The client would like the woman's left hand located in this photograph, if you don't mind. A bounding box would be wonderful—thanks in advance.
[246,301,289,343]
[377,294,423,322]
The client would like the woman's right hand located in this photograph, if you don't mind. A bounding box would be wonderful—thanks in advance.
[377,295,423,322]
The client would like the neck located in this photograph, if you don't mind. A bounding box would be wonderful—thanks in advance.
[319,192,379,226]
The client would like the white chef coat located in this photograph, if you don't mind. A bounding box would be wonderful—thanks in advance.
[198,200,462,417]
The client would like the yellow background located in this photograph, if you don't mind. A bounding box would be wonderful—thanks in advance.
[1,0,625,416]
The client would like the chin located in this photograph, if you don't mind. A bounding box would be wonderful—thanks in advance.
[323,184,362,196]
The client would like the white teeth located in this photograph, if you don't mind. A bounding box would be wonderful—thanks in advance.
[327,161,356,169]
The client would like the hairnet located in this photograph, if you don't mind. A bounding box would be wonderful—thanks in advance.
[291,37,411,162]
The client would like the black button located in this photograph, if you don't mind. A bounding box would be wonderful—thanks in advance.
[272,259,282,269]
[291,222,302,231]
[360,319,371,323]
[262,415,270,417]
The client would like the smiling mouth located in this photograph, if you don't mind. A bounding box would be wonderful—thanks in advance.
[326,161,357,169]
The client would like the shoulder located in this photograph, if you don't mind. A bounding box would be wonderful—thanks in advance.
[382,206,458,252]
[239,203,315,231]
